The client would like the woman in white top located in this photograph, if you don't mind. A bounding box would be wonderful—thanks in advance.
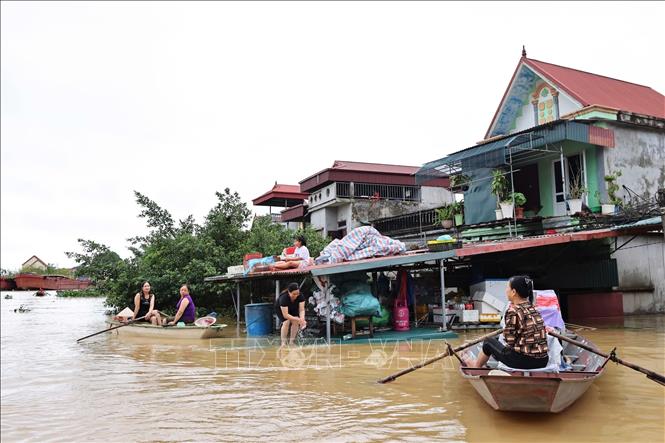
[272,235,312,270]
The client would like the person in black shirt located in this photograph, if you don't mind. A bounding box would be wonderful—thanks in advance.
[276,282,307,347]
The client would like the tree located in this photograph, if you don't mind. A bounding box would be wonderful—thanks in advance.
[64,188,331,315]
[65,239,124,291]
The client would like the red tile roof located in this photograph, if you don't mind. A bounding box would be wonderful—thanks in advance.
[330,160,420,175]
[525,58,665,118]
[252,183,309,207]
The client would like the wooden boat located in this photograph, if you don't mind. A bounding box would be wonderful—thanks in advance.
[106,320,227,340]
[459,331,608,413]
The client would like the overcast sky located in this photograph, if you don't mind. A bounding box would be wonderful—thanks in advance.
[2,1,664,270]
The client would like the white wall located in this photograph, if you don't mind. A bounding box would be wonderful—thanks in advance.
[603,124,665,201]
[421,186,454,208]
[309,209,326,232]
[613,234,665,314]
[308,183,337,209]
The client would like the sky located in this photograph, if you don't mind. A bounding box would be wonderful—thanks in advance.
[2,1,664,270]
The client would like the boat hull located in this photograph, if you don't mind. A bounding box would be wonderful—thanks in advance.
[459,333,607,413]
[107,320,226,340]
[462,369,599,412]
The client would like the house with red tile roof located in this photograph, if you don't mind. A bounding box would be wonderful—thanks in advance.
[253,160,452,237]
[407,49,665,315]
[418,48,664,223]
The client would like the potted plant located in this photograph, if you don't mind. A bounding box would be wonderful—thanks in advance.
[435,205,454,229]
[602,170,623,214]
[453,200,464,226]
[567,171,587,214]
[490,169,509,220]
[511,192,527,219]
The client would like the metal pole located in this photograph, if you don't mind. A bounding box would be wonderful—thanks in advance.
[439,260,447,332]
[326,286,331,344]
[560,146,567,214]
[236,283,240,337]
[508,146,516,238]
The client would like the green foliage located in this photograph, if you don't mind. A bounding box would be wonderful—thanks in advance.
[511,192,527,207]
[450,200,464,215]
[491,169,509,207]
[244,215,330,259]
[435,205,454,223]
[65,240,124,292]
[57,288,105,298]
[66,188,331,315]
[604,170,623,206]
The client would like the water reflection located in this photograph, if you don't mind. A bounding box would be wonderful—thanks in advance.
[2,291,664,442]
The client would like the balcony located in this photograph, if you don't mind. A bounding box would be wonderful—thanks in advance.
[372,207,441,236]
[335,182,421,202]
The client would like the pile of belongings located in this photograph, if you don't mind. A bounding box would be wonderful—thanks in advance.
[315,226,406,265]
[533,289,565,331]
[309,273,384,325]
[309,288,345,324]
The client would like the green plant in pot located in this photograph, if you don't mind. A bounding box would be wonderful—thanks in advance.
[452,200,464,226]
[491,169,509,220]
[511,192,527,219]
[602,170,622,214]
[435,204,454,229]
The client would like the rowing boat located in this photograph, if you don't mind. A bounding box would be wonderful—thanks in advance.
[106,320,227,340]
[459,331,608,413]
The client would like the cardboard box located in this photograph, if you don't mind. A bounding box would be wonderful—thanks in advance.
[473,301,499,314]
[470,279,509,305]
[461,310,479,323]
[472,292,507,313]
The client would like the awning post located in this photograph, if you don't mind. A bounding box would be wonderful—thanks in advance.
[275,280,281,330]
[439,259,447,331]
[236,283,241,337]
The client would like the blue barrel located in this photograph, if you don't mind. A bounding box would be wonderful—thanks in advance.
[244,303,273,336]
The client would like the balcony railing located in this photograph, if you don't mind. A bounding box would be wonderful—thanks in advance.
[371,206,440,236]
[335,182,421,202]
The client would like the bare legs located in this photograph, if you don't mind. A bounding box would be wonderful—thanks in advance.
[271,261,301,271]
[464,351,491,368]
[280,320,300,346]
[144,310,162,325]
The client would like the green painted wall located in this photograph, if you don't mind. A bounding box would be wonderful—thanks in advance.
[536,141,600,216]
[571,110,617,121]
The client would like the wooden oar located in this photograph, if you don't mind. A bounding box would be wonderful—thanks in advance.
[377,329,502,384]
[76,316,146,342]
[549,330,665,387]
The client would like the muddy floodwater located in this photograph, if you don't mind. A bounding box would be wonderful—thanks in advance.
[1,291,664,442]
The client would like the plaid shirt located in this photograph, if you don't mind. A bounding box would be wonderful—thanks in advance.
[503,301,548,358]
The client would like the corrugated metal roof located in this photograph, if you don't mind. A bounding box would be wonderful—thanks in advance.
[525,58,665,119]
[205,250,454,282]
[252,183,309,206]
[300,160,421,185]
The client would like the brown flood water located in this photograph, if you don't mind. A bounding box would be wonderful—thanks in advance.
[1,291,664,442]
